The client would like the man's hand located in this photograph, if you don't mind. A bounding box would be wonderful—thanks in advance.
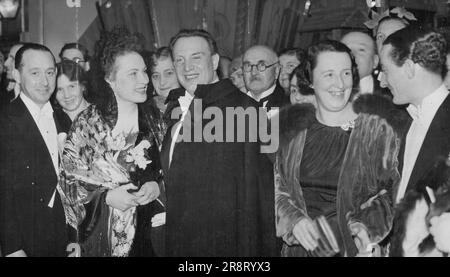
[133,181,160,206]
[292,217,319,251]
[106,183,139,211]
[6,249,27,257]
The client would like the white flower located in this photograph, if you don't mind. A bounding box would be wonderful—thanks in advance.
[106,132,127,151]
[125,140,152,170]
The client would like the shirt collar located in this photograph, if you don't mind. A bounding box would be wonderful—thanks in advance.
[248,84,276,102]
[359,75,374,95]
[406,84,449,121]
[20,92,54,119]
[178,91,194,113]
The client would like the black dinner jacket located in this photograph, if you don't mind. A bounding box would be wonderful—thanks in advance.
[0,98,68,257]
[258,84,290,110]
[400,94,450,193]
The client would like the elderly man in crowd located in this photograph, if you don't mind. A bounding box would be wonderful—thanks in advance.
[243,45,289,113]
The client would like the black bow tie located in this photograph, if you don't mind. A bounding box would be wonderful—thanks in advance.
[165,89,186,104]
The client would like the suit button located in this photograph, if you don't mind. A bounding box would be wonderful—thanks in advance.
[26,165,30,169]
[39,198,44,203]
[31,182,35,186]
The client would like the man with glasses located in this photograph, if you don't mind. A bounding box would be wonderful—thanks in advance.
[243,45,289,114]
[161,29,277,257]
[59,43,90,72]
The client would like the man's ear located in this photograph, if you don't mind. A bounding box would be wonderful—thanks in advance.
[373,54,380,70]
[404,59,415,79]
[85,61,90,72]
[212,53,220,71]
[12,68,21,84]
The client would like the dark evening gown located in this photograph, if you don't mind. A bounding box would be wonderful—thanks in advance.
[295,120,351,257]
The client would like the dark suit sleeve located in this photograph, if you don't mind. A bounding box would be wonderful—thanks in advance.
[0,116,24,255]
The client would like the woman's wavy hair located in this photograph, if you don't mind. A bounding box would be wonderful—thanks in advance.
[52,60,89,106]
[148,46,173,74]
[383,26,448,78]
[295,40,360,96]
[89,26,145,127]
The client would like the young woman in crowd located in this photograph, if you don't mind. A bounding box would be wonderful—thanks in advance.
[58,28,166,257]
[274,40,407,257]
[52,60,90,132]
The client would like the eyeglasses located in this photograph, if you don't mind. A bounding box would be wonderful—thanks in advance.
[242,61,278,73]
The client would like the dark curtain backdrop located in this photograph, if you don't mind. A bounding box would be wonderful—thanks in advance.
[78,0,440,58]
[79,0,310,57]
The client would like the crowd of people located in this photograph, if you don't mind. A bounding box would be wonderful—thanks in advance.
[0,15,450,257]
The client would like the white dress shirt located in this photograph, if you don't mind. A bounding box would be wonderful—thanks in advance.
[359,75,375,95]
[169,91,194,166]
[396,84,449,203]
[20,93,58,174]
[21,93,59,208]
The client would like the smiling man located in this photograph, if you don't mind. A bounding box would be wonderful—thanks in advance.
[161,29,277,257]
[379,26,450,204]
[0,43,69,257]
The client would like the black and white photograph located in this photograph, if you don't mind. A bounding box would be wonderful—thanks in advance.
[0,0,450,260]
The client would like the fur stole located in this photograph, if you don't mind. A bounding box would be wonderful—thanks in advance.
[277,94,410,149]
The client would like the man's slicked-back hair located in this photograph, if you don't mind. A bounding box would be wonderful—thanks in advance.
[15,43,56,70]
[383,26,448,77]
[169,29,218,56]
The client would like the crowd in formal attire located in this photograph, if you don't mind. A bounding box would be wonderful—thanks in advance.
[0,15,450,257]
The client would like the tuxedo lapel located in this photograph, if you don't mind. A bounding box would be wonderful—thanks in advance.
[8,98,58,180]
[406,95,450,191]
[161,88,183,176]
[397,118,412,174]
[259,85,289,109]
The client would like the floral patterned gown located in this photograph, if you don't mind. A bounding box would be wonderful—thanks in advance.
[58,103,165,257]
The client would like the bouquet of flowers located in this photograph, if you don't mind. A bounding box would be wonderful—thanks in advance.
[58,113,152,232]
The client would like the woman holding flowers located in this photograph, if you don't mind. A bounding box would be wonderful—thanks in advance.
[58,28,166,257]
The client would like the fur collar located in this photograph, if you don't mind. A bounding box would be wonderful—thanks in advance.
[353,94,410,136]
[278,94,410,148]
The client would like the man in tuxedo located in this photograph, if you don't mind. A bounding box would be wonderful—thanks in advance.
[379,27,450,203]
[243,45,289,115]
[0,43,69,257]
[161,29,277,256]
